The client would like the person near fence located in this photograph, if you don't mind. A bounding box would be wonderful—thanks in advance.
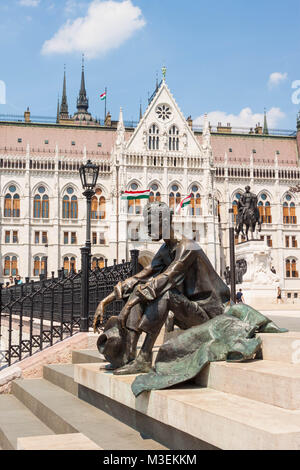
[93,201,231,375]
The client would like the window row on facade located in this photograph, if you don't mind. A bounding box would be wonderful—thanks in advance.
[4,185,106,220]
[3,255,107,277]
[3,230,107,246]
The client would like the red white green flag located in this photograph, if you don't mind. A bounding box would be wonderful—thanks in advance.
[100,92,107,101]
[176,194,192,213]
[121,189,150,200]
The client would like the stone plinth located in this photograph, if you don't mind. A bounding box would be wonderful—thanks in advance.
[235,240,280,305]
[74,359,300,450]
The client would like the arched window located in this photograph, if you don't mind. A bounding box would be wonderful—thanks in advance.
[91,188,106,220]
[63,256,76,274]
[33,256,47,276]
[4,255,18,276]
[4,185,20,218]
[232,192,242,225]
[190,185,201,216]
[169,184,181,210]
[70,196,78,219]
[34,195,41,218]
[286,258,299,278]
[283,195,297,224]
[258,193,272,224]
[4,194,12,217]
[62,187,78,219]
[42,195,49,218]
[149,184,161,203]
[33,186,49,219]
[92,256,105,270]
[169,125,179,151]
[128,183,142,215]
[148,124,159,150]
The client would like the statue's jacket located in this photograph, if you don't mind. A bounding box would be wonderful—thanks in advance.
[119,238,231,329]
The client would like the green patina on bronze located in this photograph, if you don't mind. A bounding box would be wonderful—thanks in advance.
[131,304,287,397]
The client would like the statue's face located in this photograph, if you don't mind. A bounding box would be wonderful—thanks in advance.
[146,211,172,241]
[245,186,251,193]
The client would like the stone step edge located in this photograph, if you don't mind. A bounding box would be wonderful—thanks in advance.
[73,363,300,450]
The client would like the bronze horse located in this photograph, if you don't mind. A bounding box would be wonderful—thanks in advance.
[235,201,262,241]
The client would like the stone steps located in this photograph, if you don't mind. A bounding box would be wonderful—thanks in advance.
[74,362,300,450]
[72,349,103,365]
[196,359,300,410]
[10,377,165,450]
[259,332,300,364]
[17,433,102,450]
[0,395,55,450]
[43,364,78,396]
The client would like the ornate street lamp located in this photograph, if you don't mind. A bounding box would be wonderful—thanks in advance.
[79,160,100,332]
[228,208,236,303]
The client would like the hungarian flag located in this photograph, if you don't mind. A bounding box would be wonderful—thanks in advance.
[121,189,150,200]
[100,91,106,101]
[176,194,192,214]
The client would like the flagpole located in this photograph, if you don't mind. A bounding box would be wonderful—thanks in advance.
[104,87,107,123]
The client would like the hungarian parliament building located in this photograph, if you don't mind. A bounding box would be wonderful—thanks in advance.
[1,65,300,302]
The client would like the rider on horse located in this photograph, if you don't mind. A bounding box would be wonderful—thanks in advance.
[235,186,261,240]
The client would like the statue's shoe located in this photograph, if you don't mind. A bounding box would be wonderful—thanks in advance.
[113,357,152,376]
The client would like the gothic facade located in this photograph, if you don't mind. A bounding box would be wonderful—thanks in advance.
[1,70,300,302]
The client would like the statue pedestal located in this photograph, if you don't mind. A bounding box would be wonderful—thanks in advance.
[73,331,300,450]
[235,240,280,306]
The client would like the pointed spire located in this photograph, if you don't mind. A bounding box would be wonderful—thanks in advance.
[77,54,89,113]
[60,66,69,119]
[297,110,300,130]
[56,96,60,124]
[162,65,167,81]
[156,72,159,92]
[139,100,142,121]
[263,108,269,135]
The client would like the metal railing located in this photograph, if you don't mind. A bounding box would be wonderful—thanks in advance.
[0,250,140,369]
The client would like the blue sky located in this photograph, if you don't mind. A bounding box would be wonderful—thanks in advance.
[0,0,299,129]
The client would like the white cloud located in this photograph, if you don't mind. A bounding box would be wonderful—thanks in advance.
[194,107,286,129]
[19,0,40,6]
[42,0,146,59]
[268,72,288,87]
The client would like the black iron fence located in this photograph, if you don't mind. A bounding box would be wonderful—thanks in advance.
[0,250,140,369]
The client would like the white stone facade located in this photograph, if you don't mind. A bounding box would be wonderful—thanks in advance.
[0,80,300,302]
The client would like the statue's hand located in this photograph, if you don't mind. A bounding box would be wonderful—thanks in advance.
[93,301,106,333]
[118,304,131,329]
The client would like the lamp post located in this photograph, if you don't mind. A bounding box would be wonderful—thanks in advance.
[79,160,100,332]
[229,208,236,303]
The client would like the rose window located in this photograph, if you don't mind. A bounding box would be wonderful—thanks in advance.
[156,104,172,121]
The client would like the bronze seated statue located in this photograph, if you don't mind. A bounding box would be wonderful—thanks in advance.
[93,202,287,395]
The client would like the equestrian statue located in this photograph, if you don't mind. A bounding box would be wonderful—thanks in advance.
[235,186,262,241]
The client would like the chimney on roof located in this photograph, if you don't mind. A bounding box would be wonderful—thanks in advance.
[104,111,112,127]
[217,122,231,133]
[24,107,31,123]
[255,122,263,134]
